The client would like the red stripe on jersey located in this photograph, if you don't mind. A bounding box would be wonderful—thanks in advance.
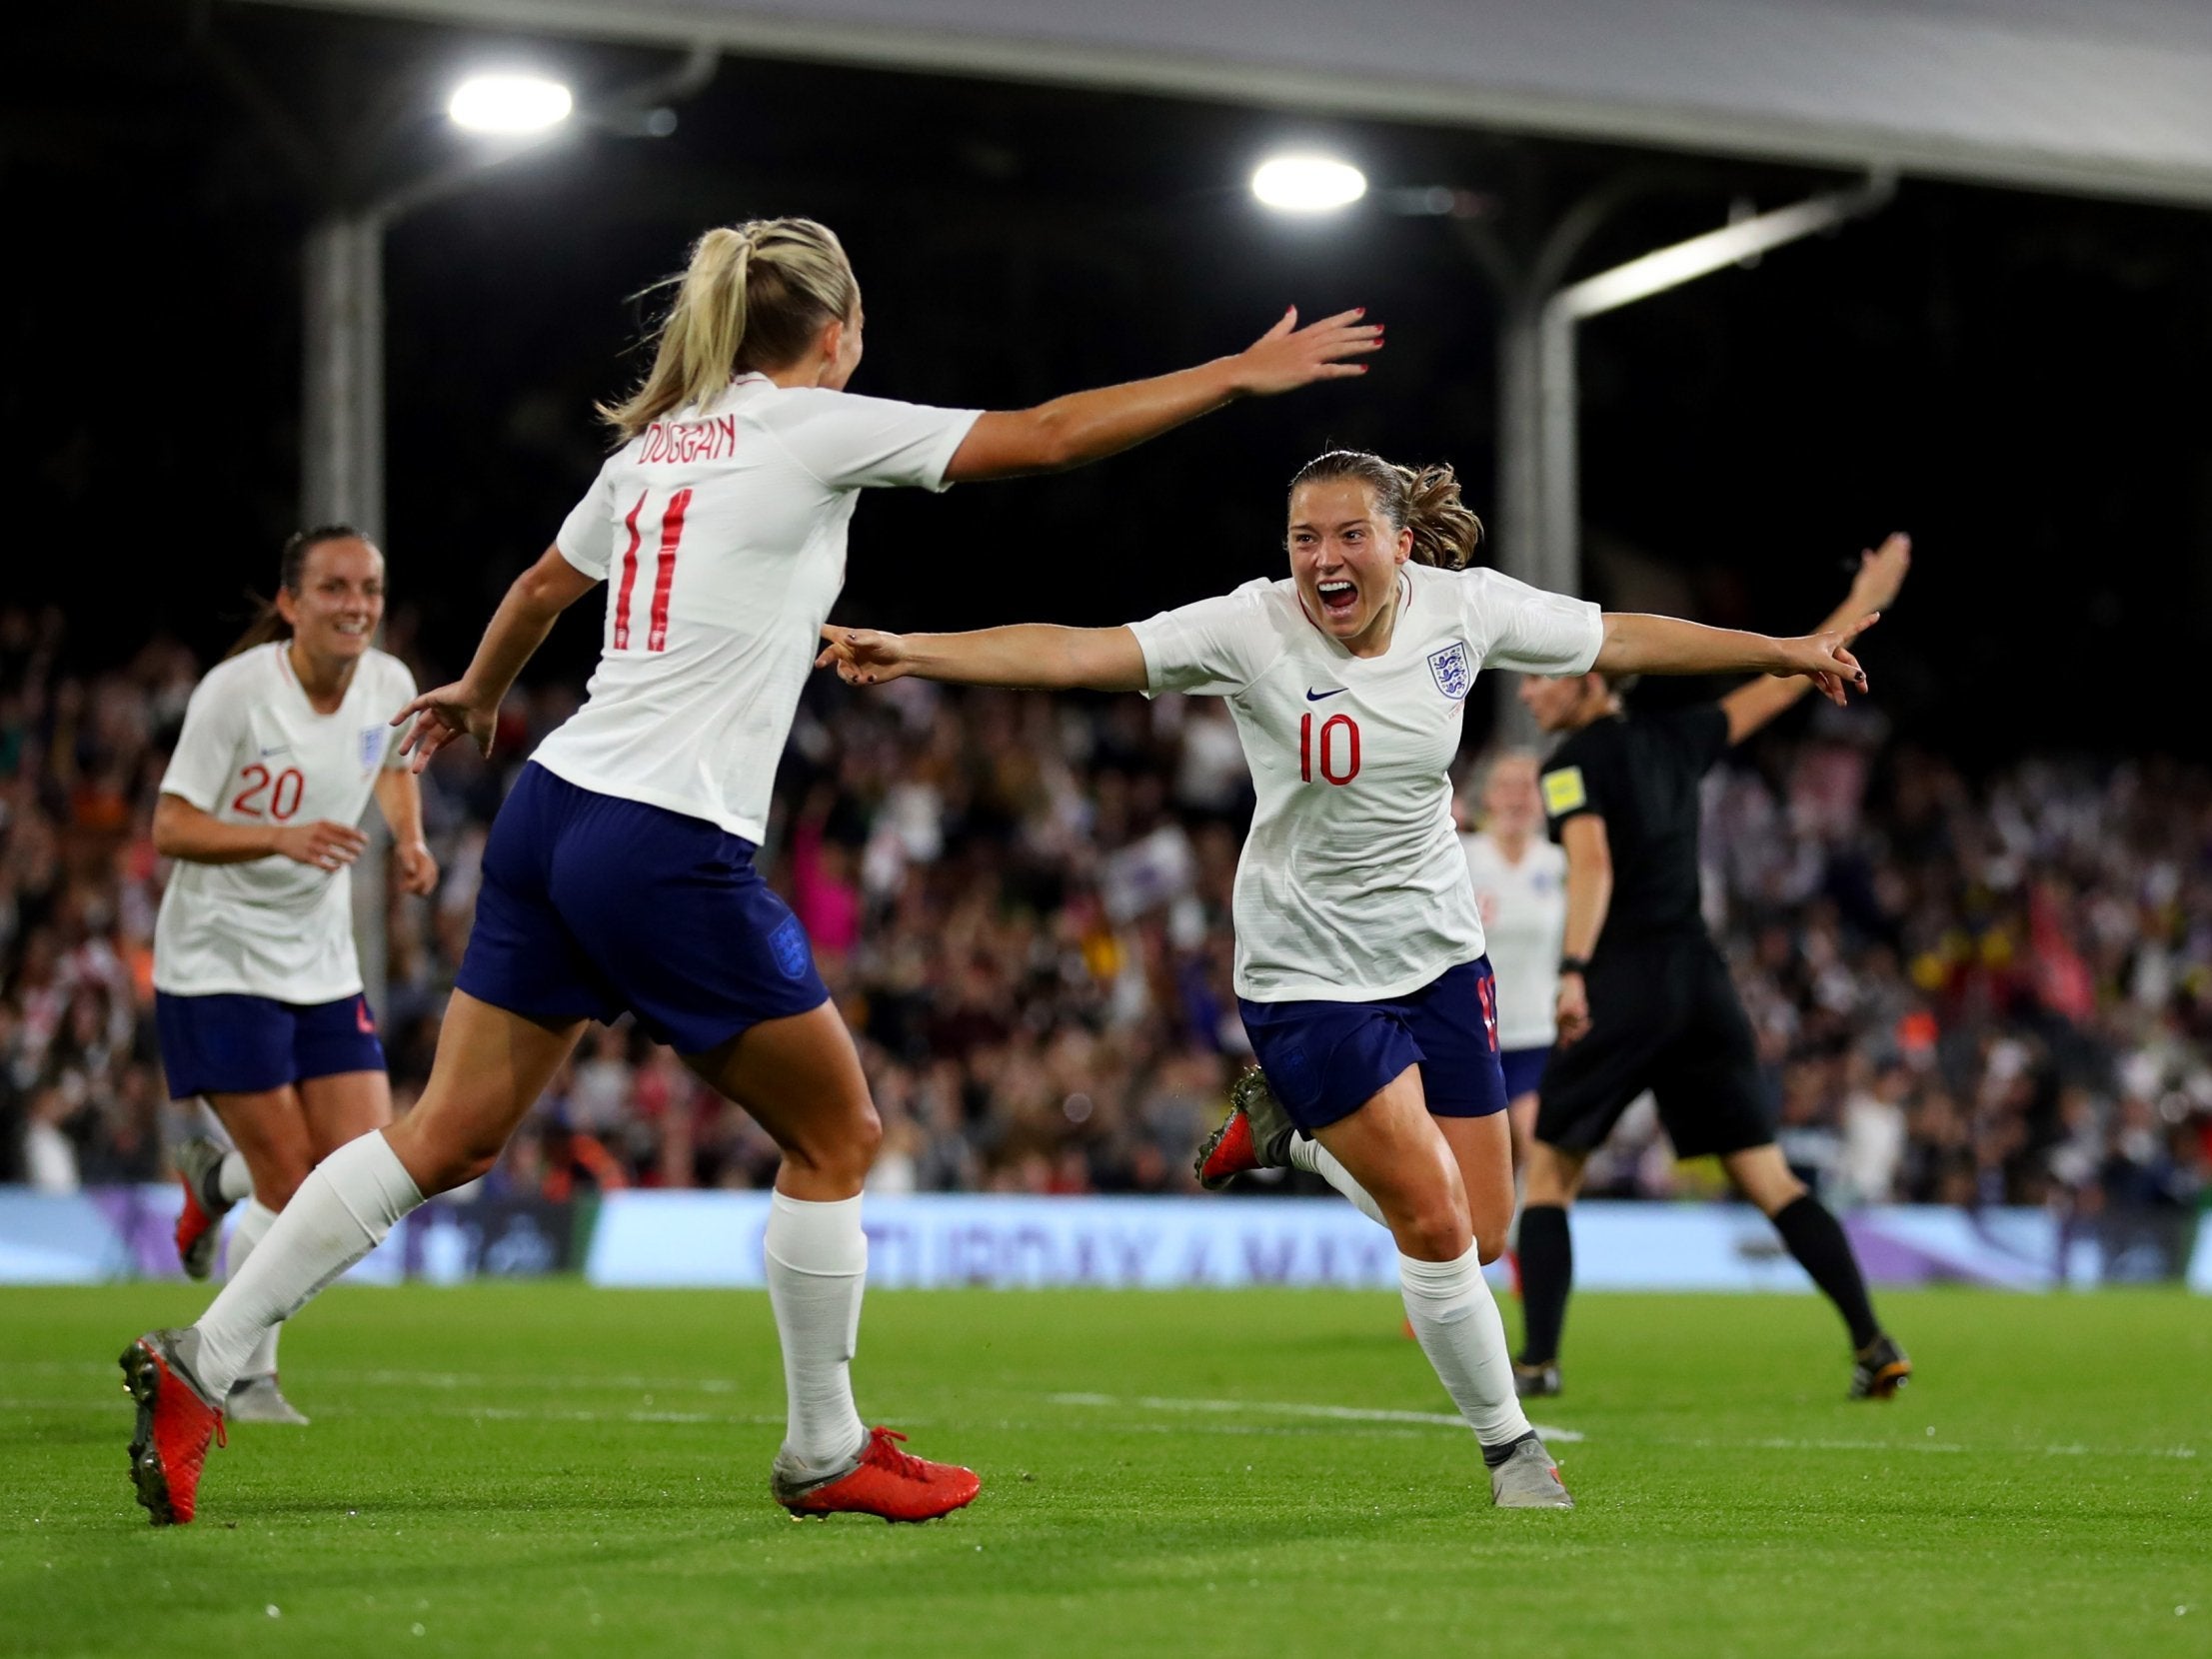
[613,490,648,650]
[647,488,691,653]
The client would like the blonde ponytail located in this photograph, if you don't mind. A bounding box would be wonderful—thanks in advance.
[1287,451,1485,570]
[600,217,858,441]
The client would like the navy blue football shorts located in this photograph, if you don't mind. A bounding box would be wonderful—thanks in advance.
[1236,956,1510,1133]
[456,763,830,1053]
[155,990,386,1099]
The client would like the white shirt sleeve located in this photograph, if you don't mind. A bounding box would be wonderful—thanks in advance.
[159,670,246,812]
[1462,568,1604,675]
[1126,582,1278,697]
[554,460,620,579]
[769,391,984,493]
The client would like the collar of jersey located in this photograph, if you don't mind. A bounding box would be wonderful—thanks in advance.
[1292,569,1414,661]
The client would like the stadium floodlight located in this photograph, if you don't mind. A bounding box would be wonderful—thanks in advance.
[447,74,575,135]
[1251,154,1367,214]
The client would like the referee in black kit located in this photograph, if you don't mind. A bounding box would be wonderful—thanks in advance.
[1511,535,1914,1402]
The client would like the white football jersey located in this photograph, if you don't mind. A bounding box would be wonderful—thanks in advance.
[534,375,981,840]
[1129,564,1601,1001]
[1460,830,1567,1048]
[154,644,417,1003]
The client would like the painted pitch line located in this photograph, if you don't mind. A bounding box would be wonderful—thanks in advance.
[1047,1391,1586,1443]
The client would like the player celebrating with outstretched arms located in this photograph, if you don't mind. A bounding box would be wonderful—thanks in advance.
[818,449,1877,1511]
[152,527,435,1432]
[120,216,1381,1526]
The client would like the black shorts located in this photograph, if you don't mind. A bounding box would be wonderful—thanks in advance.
[1535,935,1772,1160]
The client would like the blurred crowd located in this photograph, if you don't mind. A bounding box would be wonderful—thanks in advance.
[3,605,2207,1234]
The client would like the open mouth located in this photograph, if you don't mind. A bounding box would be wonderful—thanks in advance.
[1316,579,1358,622]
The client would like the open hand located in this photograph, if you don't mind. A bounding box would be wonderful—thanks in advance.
[273,820,368,873]
[1225,306,1383,396]
[1848,533,1912,613]
[391,683,498,773]
[1774,613,1879,707]
[816,625,914,687]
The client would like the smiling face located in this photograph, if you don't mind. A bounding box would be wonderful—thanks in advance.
[1286,477,1411,656]
[276,536,385,666]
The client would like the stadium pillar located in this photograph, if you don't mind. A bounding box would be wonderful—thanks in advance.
[1476,175,1893,743]
[301,213,386,542]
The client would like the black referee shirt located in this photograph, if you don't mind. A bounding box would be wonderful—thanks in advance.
[1540,706,1730,946]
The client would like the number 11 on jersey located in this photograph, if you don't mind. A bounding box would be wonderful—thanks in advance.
[1298,712,1360,785]
[613,488,693,653]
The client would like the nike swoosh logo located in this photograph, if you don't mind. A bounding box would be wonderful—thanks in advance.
[1305,688,1347,702]
[259,746,292,758]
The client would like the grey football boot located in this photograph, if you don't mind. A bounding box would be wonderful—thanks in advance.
[1488,1435,1574,1509]
[226,1373,311,1426]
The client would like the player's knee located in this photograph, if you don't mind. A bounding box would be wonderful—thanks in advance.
[1473,1225,1509,1267]
[1393,1191,1473,1262]
[787,1096,881,1186]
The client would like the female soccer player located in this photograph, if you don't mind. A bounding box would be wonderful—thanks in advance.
[816,450,1876,1511]
[1459,752,1566,1167]
[121,216,1382,1526]
[152,526,436,1426]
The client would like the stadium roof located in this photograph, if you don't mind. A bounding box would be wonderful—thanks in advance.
[253,0,2212,206]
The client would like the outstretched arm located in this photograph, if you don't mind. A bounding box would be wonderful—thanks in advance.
[1719,534,1911,745]
[817,623,1148,693]
[392,546,601,769]
[943,308,1382,483]
[1594,609,1877,709]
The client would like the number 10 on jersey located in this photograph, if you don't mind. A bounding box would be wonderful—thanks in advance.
[1299,712,1360,785]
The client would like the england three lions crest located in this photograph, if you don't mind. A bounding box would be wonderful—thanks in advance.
[1427,640,1472,701]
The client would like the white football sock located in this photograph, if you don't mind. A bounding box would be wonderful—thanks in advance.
[763,1190,869,1474]
[1399,1245,1533,1449]
[1287,1134,1388,1228]
[188,1132,421,1399]
[216,1151,253,1203]
[225,1199,283,1380]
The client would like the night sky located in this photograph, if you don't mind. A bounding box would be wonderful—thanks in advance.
[13,1,2212,758]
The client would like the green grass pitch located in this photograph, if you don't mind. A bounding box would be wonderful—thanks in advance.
[4,1283,2207,1658]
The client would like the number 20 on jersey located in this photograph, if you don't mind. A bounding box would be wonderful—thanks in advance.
[1298,712,1361,785]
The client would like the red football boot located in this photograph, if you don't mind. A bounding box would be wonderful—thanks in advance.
[772,1427,980,1523]
[1194,1106,1260,1190]
[171,1137,237,1281]
[120,1331,225,1526]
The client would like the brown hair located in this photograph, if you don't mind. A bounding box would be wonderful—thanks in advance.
[1287,450,1485,570]
[225,526,372,659]
[600,218,859,442]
